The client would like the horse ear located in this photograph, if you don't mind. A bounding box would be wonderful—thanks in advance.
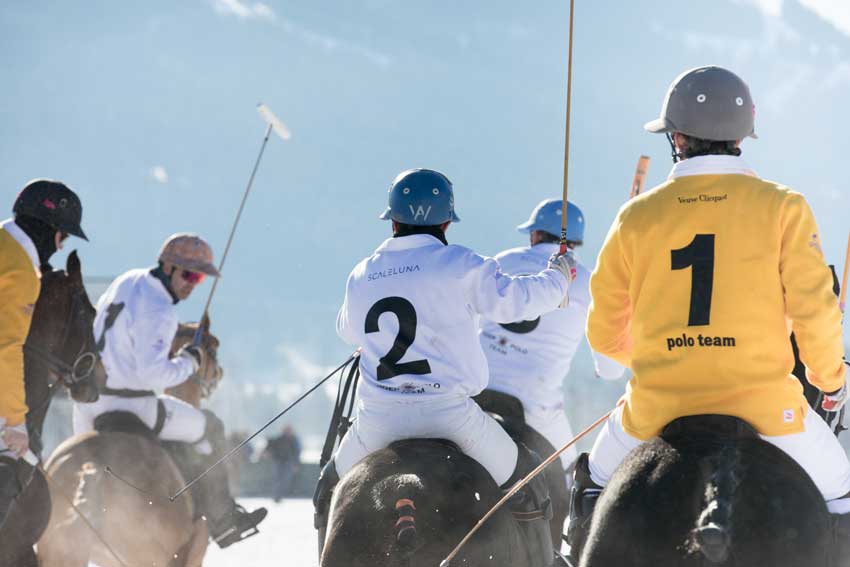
[67,250,82,283]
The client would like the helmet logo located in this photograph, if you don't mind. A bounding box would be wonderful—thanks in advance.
[42,199,56,210]
[409,205,432,222]
[696,94,707,103]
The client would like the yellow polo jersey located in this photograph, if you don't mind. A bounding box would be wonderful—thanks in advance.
[587,156,845,440]
[0,227,39,427]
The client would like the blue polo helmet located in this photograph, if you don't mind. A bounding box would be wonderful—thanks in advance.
[516,198,584,243]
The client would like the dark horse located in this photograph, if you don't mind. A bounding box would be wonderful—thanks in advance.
[322,439,540,567]
[577,415,834,567]
[0,251,100,567]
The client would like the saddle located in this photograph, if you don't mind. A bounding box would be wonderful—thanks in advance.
[661,414,758,441]
[93,410,161,439]
[473,389,526,433]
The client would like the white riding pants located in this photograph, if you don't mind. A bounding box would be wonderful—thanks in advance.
[73,394,206,443]
[526,406,578,470]
[334,395,519,486]
[588,405,850,505]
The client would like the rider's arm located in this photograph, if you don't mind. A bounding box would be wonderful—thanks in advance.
[462,249,567,324]
[132,308,196,389]
[0,263,38,428]
[779,192,845,393]
[336,269,358,346]
[586,211,633,368]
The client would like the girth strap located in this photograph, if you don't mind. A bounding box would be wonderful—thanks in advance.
[152,399,166,436]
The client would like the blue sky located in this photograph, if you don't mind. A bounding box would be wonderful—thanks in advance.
[3,1,849,435]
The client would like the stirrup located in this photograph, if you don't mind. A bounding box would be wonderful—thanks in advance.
[212,505,268,549]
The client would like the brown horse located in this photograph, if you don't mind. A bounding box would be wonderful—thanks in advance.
[37,320,222,567]
[0,251,101,567]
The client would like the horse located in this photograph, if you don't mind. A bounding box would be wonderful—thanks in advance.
[321,438,549,567]
[576,415,833,567]
[37,319,223,567]
[0,251,101,567]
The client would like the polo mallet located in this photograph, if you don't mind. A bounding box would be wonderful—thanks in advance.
[629,155,650,199]
[192,103,291,346]
[439,399,624,567]
[558,0,576,258]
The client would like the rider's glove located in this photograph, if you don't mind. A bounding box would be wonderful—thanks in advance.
[548,250,577,307]
[177,343,206,374]
[1,422,30,458]
[822,363,850,413]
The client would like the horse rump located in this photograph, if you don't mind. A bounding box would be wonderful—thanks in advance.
[581,415,831,567]
[322,439,528,567]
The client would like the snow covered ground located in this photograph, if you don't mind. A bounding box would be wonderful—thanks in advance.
[204,498,316,567]
[88,498,316,567]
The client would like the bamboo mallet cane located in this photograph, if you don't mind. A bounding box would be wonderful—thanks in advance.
[559,0,576,257]
[439,399,625,567]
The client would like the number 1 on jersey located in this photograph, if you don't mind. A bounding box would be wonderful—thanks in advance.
[671,234,715,326]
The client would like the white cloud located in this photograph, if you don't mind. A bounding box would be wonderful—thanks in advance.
[213,0,276,21]
[798,0,850,37]
[734,0,784,17]
[209,0,391,66]
[150,165,169,184]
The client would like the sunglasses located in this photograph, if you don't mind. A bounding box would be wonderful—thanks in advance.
[180,269,206,284]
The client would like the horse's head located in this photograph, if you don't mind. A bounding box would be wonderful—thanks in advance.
[25,250,100,402]
[166,316,223,405]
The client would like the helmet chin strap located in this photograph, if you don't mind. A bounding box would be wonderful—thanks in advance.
[666,132,684,164]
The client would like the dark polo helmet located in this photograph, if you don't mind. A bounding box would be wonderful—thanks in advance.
[644,66,757,141]
[380,168,460,226]
[13,179,88,240]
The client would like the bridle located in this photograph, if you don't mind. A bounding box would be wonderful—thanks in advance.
[24,282,98,387]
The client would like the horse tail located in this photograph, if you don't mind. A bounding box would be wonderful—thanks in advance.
[691,447,738,563]
[394,498,418,550]
[372,473,425,555]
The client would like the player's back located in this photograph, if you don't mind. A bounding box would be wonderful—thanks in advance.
[590,164,841,439]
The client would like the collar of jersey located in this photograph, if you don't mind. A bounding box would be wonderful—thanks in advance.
[668,155,758,180]
[376,233,446,253]
[1,218,40,274]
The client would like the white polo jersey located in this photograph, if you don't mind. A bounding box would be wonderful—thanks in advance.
[336,234,568,402]
[479,243,624,415]
[93,268,195,391]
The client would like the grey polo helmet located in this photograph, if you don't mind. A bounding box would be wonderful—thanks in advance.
[379,168,460,225]
[644,66,757,141]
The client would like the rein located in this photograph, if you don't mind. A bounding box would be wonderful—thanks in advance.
[319,356,360,468]
[23,287,98,387]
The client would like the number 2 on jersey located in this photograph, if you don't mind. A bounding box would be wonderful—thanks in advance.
[365,297,432,381]
[671,234,715,326]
